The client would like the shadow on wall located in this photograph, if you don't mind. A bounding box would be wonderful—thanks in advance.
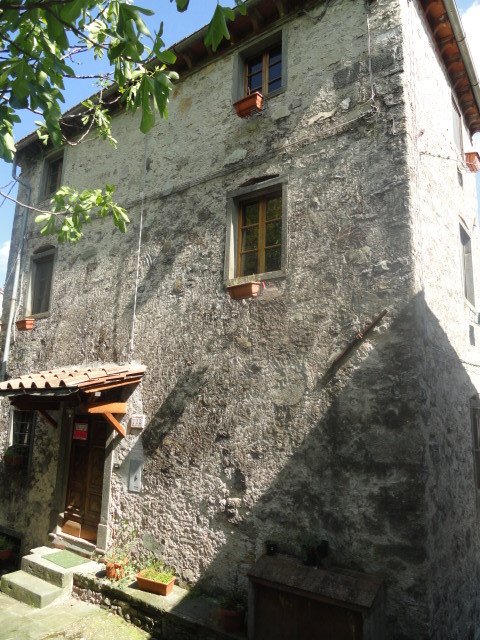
[126,295,477,640]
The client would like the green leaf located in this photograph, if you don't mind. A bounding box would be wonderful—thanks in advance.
[204,5,235,52]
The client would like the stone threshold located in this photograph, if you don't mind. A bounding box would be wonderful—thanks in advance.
[73,572,246,640]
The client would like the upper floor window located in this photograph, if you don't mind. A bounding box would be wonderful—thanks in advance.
[30,245,55,315]
[237,192,282,277]
[460,225,475,306]
[43,154,63,199]
[11,410,35,448]
[245,43,282,96]
[452,100,463,157]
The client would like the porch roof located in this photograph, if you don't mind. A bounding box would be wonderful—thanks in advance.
[0,364,146,396]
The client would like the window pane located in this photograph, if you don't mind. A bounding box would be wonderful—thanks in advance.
[268,61,282,81]
[242,202,259,226]
[265,246,281,272]
[47,157,62,196]
[12,411,34,447]
[266,221,282,247]
[269,46,281,63]
[268,78,282,93]
[32,255,54,315]
[474,411,480,449]
[266,196,282,220]
[248,72,263,92]
[240,252,258,276]
[247,57,263,75]
[461,226,475,305]
[242,226,259,251]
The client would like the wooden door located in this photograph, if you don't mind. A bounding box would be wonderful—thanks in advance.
[254,584,364,640]
[62,417,108,543]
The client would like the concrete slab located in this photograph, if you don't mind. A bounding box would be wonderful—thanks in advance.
[22,554,74,588]
[1,570,65,608]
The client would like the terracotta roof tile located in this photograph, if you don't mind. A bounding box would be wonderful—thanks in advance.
[0,364,146,394]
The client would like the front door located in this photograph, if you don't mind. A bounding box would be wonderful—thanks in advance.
[62,416,108,543]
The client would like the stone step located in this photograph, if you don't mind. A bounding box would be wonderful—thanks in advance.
[21,553,74,589]
[1,570,66,608]
[48,531,96,558]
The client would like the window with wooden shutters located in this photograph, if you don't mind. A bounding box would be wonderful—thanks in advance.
[460,225,475,306]
[237,193,282,277]
[30,247,55,315]
[245,44,282,96]
[43,154,63,198]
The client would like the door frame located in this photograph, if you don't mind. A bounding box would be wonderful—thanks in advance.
[51,404,116,551]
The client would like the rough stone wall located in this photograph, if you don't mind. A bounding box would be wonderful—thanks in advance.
[0,1,440,637]
[401,2,480,639]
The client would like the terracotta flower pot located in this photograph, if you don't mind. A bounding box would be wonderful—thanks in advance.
[227,281,262,300]
[0,549,13,561]
[233,92,264,117]
[136,571,175,596]
[218,607,245,633]
[105,561,125,580]
[15,318,35,331]
[465,151,480,173]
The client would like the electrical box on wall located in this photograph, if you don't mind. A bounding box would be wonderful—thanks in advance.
[129,459,143,493]
[130,414,146,430]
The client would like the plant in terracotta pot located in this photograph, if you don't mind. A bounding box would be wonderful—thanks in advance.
[3,444,28,469]
[136,559,176,596]
[0,534,14,562]
[101,523,137,581]
[217,584,246,634]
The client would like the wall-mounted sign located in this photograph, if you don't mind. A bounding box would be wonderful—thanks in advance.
[130,414,146,430]
[129,459,143,493]
[73,420,88,441]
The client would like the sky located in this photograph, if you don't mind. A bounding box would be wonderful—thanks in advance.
[0,0,479,287]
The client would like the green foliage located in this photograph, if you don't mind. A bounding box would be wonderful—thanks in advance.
[0,534,13,551]
[1,0,247,241]
[139,560,175,584]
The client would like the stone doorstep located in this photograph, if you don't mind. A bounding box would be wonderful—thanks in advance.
[73,573,247,640]
[21,551,103,589]
[49,531,97,558]
[1,570,67,609]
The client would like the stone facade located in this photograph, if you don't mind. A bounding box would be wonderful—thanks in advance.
[0,0,479,638]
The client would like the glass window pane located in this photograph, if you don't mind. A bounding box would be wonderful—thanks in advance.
[266,196,282,220]
[248,72,263,92]
[265,246,281,272]
[240,252,258,276]
[266,221,282,247]
[247,57,263,75]
[269,46,282,65]
[268,78,282,93]
[242,226,259,251]
[32,255,54,314]
[268,61,282,81]
[242,202,259,226]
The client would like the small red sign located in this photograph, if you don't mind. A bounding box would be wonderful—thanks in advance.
[73,421,88,441]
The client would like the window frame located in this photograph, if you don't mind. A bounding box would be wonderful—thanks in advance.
[41,152,64,200]
[27,245,56,318]
[460,223,475,308]
[225,177,287,286]
[233,29,287,103]
[9,409,36,472]
[244,43,282,97]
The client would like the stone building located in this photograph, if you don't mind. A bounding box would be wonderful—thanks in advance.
[0,0,479,637]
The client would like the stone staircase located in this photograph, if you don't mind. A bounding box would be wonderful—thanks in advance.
[1,546,102,608]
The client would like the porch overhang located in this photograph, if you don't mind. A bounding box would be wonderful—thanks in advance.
[0,364,146,437]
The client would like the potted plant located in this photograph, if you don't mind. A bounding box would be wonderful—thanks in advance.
[15,318,36,331]
[0,535,14,562]
[4,444,28,469]
[233,91,264,118]
[136,559,176,596]
[218,592,246,633]
[101,523,137,580]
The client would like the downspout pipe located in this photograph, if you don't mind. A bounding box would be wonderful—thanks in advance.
[1,159,31,380]
[442,0,480,134]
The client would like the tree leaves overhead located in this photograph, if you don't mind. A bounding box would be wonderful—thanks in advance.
[0,0,247,240]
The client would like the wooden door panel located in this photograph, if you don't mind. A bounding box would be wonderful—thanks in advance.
[63,417,108,543]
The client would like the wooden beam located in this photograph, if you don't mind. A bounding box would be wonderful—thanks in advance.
[82,379,143,394]
[37,409,58,429]
[103,412,126,437]
[87,402,127,415]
